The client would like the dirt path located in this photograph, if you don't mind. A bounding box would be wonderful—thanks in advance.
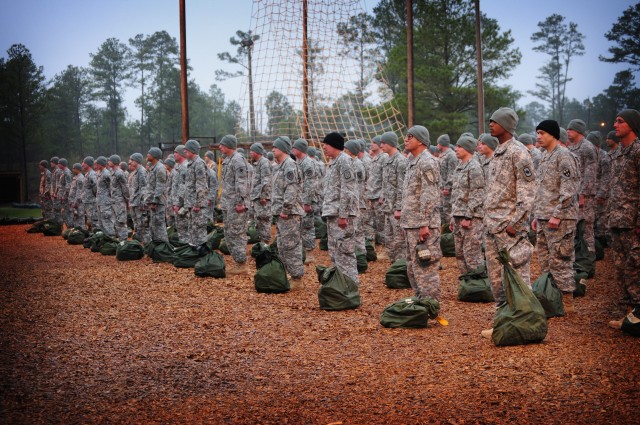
[0,225,637,424]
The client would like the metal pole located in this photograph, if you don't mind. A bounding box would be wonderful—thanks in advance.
[179,0,189,143]
[474,0,485,135]
[302,0,310,140]
[406,0,414,128]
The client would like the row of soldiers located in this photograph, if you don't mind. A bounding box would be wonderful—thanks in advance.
[38,107,639,334]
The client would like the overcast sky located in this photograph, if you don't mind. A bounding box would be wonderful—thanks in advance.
[0,0,635,119]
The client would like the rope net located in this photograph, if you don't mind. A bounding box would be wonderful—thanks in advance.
[235,0,405,152]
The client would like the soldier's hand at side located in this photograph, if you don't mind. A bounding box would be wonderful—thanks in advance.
[461,218,471,229]
[259,199,267,206]
[531,219,538,231]
[193,206,201,212]
[548,217,560,229]
[150,203,156,210]
[235,204,247,213]
[338,217,348,229]
[596,197,605,205]
[304,204,313,213]
[442,189,449,196]
[449,218,455,231]
[279,213,289,220]
[419,226,430,241]
[173,206,179,213]
[393,210,401,219]
[505,225,516,237]
[378,198,384,205]
[579,194,585,208]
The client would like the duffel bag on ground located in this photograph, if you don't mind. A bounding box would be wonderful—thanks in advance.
[145,240,175,263]
[116,240,145,261]
[195,251,226,278]
[532,272,565,318]
[457,264,494,303]
[380,296,440,328]
[385,259,411,289]
[316,265,360,311]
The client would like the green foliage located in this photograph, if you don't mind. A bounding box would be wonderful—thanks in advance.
[599,2,640,72]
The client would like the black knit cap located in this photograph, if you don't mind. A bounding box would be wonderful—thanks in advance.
[536,119,560,140]
[323,132,344,151]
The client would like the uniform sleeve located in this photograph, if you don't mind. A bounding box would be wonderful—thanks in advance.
[234,158,249,205]
[301,160,315,205]
[196,162,209,206]
[510,153,536,231]
[467,165,486,217]
[339,159,357,218]
[418,161,440,227]
[581,144,598,195]
[553,155,580,218]
[394,157,407,211]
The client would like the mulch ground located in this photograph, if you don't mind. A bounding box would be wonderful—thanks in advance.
[0,224,637,424]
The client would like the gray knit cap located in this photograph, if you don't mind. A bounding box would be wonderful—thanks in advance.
[372,135,382,146]
[59,158,68,167]
[308,147,316,157]
[559,128,568,144]
[96,156,108,166]
[478,133,498,151]
[237,147,246,158]
[220,134,237,149]
[586,131,602,147]
[185,139,200,154]
[606,130,620,144]
[204,150,215,160]
[72,163,82,171]
[357,139,366,153]
[83,156,94,167]
[108,154,121,165]
[130,153,143,164]
[273,137,291,154]
[165,157,176,168]
[407,125,430,146]
[50,156,59,165]
[567,119,587,136]
[456,134,477,154]
[250,142,265,155]
[490,107,519,135]
[174,145,186,156]
[293,138,308,153]
[437,134,450,147]
[148,147,162,160]
[39,159,49,168]
[267,152,274,161]
[617,109,640,137]
[518,133,534,146]
[380,131,398,147]
[344,140,360,155]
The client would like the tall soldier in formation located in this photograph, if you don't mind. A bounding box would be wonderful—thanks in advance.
[249,142,273,244]
[81,157,99,232]
[344,139,367,254]
[481,108,536,339]
[128,153,149,244]
[164,156,176,228]
[476,133,498,183]
[532,120,580,312]
[567,119,598,255]
[367,136,387,247]
[219,135,250,275]
[607,109,640,330]
[145,148,168,242]
[171,145,189,243]
[518,133,542,170]
[95,156,116,237]
[38,160,52,220]
[183,139,209,254]
[450,134,485,275]
[321,132,359,284]
[49,157,62,224]
[379,131,407,262]
[308,147,325,219]
[437,134,458,225]
[596,131,621,243]
[293,138,318,262]
[69,163,86,230]
[109,155,130,241]
[271,137,305,287]
[400,126,442,302]
[57,159,73,229]
[204,150,219,223]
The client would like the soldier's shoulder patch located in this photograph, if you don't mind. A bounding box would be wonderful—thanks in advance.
[304,167,313,177]
[356,170,363,181]
[562,168,571,178]
[286,170,295,182]
[343,169,353,181]
[425,169,436,184]
[516,158,535,182]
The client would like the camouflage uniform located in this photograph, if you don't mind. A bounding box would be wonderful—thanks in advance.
[312,155,326,219]
[39,168,52,220]
[594,147,611,241]
[96,168,116,237]
[58,167,73,228]
[250,156,273,243]
[367,151,388,243]
[484,138,536,306]
[207,167,218,223]
[400,150,442,300]
[351,156,368,253]
[184,156,209,246]
[568,138,598,253]
[50,166,62,224]
[607,138,640,306]
[322,151,359,284]
[128,165,150,244]
[111,167,130,240]
[382,151,407,261]
[144,161,168,242]
[83,169,99,232]
[69,172,86,230]
[220,151,250,263]
[359,152,374,241]
[529,147,542,170]
[171,160,189,243]
[298,155,318,251]
[534,145,580,293]
[165,166,175,228]
[439,148,458,224]
[451,157,486,274]
[271,156,305,278]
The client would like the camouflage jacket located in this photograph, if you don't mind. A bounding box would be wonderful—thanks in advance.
[366,152,387,200]
[207,167,218,205]
[128,166,147,207]
[567,137,598,196]
[483,138,536,235]
[381,151,407,213]
[144,161,167,205]
[298,155,318,205]
[83,169,98,204]
[170,161,187,207]
[50,168,60,197]
[529,147,542,170]
[58,168,72,200]
[220,151,250,210]
[184,156,209,208]
[607,139,640,229]
[313,157,326,204]
[69,173,84,207]
[439,148,459,191]
[250,156,272,201]
[451,157,485,219]
[322,151,358,218]
[596,149,611,200]
[352,156,367,210]
[400,149,441,229]
[96,168,112,207]
[271,156,305,216]
[110,168,130,203]
[533,145,580,220]
[39,169,51,197]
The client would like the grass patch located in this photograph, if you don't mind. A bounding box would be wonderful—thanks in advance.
[0,206,42,219]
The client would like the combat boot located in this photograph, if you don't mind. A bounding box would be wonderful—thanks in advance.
[481,328,493,339]
[289,276,304,291]
[304,250,315,265]
[227,260,249,276]
[563,294,575,314]
[377,249,389,260]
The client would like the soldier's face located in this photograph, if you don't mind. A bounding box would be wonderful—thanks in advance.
[536,130,555,150]
[380,143,392,154]
[614,117,632,139]
[567,129,581,143]
[489,120,506,138]
[322,143,338,159]
[128,160,137,171]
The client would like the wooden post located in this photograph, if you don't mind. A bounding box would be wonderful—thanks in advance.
[406,0,414,128]
[179,0,189,143]
[474,0,485,135]
[302,0,310,140]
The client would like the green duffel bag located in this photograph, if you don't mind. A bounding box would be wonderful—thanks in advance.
[254,256,289,294]
[219,238,231,255]
[532,272,565,318]
[100,238,118,256]
[172,244,202,268]
[356,250,368,274]
[116,240,145,261]
[492,250,548,346]
[380,296,441,328]
[385,259,411,289]
[67,228,88,245]
[594,238,605,261]
[621,307,640,337]
[365,239,377,262]
[26,220,47,233]
[145,240,175,263]
[195,251,226,278]
[62,229,72,240]
[246,223,259,244]
[457,264,494,303]
[573,219,596,278]
[440,223,451,235]
[42,220,63,236]
[573,271,588,297]
[90,231,107,252]
[316,265,360,311]
[440,232,455,257]
[206,226,225,251]
[319,234,328,251]
[314,217,327,239]
[251,242,273,269]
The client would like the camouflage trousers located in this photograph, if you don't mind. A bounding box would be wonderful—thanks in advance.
[404,227,442,301]
[73,203,86,230]
[536,219,576,293]
[166,207,175,229]
[51,197,62,225]
[174,207,190,244]
[97,203,116,237]
[594,201,608,240]
[301,211,316,250]
[452,217,484,274]
[384,213,406,262]
[355,209,367,253]
[84,203,99,233]
[148,205,168,242]
[131,206,150,244]
[252,200,272,243]
[362,202,375,242]
[371,200,385,244]
[579,195,596,253]
[112,200,128,240]
[277,215,304,278]
[484,230,533,306]
[326,216,359,285]
[188,207,208,246]
[62,199,74,229]
[223,208,248,263]
[40,195,53,220]
[609,228,640,306]
[440,193,452,225]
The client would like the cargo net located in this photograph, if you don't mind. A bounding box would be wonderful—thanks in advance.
[235,0,405,152]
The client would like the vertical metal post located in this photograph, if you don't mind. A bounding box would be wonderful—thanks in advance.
[302,0,310,140]
[179,0,189,143]
[474,0,485,135]
[406,0,414,128]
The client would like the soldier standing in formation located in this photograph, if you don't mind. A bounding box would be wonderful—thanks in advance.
[292,138,318,263]
[164,156,176,228]
[57,158,73,229]
[95,156,116,237]
[39,160,52,220]
[249,142,273,244]
[145,148,168,243]
[171,145,189,243]
[49,157,61,225]
[379,131,407,262]
[437,134,458,225]
[183,139,210,255]
[367,136,387,247]
[109,155,130,241]
[344,139,367,254]
[69,163,86,230]
[128,153,149,244]
[82,157,99,232]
